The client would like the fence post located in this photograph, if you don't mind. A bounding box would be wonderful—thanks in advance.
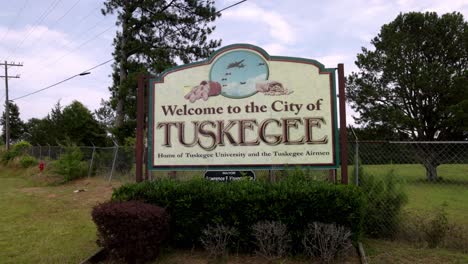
[109,140,119,182]
[355,142,359,185]
[328,170,336,183]
[88,143,96,178]
[268,169,275,183]
[338,64,348,184]
[39,145,42,160]
[47,143,51,159]
[144,146,150,181]
[349,126,359,185]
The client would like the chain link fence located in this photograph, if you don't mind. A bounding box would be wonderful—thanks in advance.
[348,141,468,251]
[27,145,135,183]
[26,145,334,183]
[348,141,468,182]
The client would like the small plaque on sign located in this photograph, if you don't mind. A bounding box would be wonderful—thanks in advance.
[204,171,255,182]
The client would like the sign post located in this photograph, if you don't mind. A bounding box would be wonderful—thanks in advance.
[136,75,146,182]
[338,64,348,184]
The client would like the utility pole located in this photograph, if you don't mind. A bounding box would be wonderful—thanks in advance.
[0,61,23,150]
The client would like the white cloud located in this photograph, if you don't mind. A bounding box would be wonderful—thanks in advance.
[0,24,113,121]
[261,43,288,55]
[422,0,468,14]
[223,2,296,45]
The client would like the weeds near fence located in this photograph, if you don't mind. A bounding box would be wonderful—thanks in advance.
[398,204,468,252]
[19,155,38,168]
[423,204,450,248]
[358,167,408,238]
[53,145,88,182]
[1,141,32,163]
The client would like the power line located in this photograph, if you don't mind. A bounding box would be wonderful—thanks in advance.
[53,0,82,24]
[27,8,105,66]
[42,0,243,68]
[11,0,247,101]
[11,58,113,101]
[218,0,247,12]
[0,0,30,54]
[45,16,107,56]
[43,23,115,67]
[9,0,83,63]
[5,0,63,62]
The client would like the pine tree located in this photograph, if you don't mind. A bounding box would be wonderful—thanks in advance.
[1,102,25,144]
[101,0,222,143]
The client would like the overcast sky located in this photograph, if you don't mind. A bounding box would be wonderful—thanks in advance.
[0,0,467,125]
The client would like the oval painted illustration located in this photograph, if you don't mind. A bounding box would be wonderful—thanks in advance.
[209,50,269,99]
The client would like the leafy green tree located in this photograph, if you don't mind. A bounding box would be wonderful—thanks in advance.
[23,118,52,145]
[24,101,108,146]
[24,101,65,145]
[347,12,468,181]
[1,102,25,144]
[101,0,222,143]
[95,99,115,133]
[60,101,108,146]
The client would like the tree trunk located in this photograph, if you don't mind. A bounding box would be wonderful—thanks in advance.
[115,100,124,128]
[414,143,441,182]
[424,161,439,182]
[115,11,128,129]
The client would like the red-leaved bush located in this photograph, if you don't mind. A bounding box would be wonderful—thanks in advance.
[92,201,170,263]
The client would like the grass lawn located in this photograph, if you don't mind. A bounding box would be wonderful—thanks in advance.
[364,239,468,264]
[0,167,115,263]
[0,167,361,264]
[1,165,468,263]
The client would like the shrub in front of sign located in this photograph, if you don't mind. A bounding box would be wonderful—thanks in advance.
[252,220,291,260]
[112,178,365,252]
[200,224,238,260]
[92,200,170,263]
[302,222,353,264]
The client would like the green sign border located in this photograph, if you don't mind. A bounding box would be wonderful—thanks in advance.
[148,43,340,171]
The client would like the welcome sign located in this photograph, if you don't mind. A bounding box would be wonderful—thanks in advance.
[149,44,339,170]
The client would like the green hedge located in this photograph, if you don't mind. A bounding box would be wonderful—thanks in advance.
[112,178,365,251]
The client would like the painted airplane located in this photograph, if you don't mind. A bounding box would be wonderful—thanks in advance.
[258,62,265,66]
[226,59,245,69]
[221,78,227,81]
[225,72,231,76]
[240,82,246,84]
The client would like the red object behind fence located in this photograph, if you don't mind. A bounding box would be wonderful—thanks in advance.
[39,162,44,172]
